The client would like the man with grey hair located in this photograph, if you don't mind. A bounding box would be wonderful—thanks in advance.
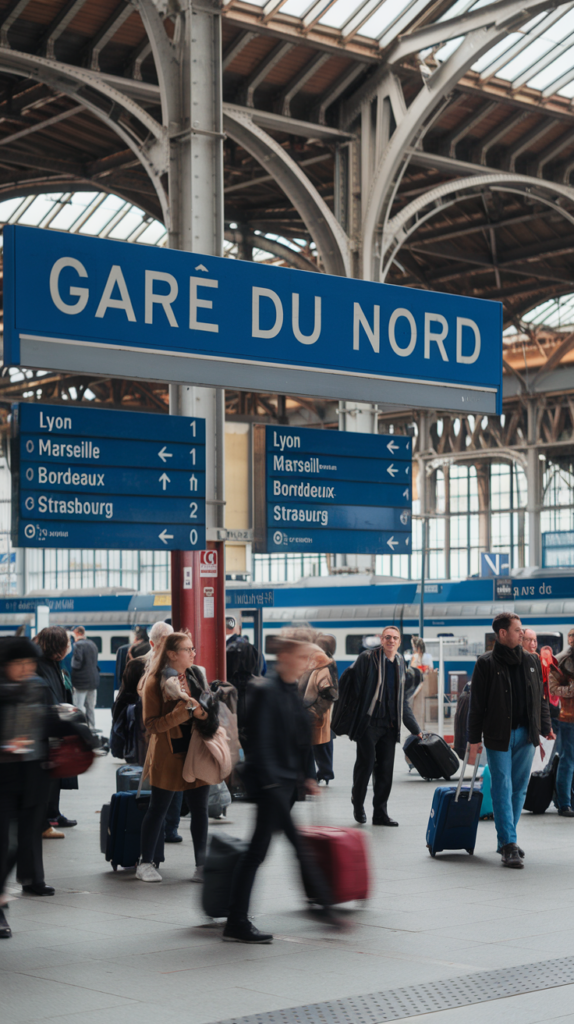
[149,620,174,649]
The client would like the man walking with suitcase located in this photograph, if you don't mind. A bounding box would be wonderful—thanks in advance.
[469,613,554,869]
[344,625,422,827]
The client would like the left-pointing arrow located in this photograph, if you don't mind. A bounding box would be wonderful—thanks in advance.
[387,535,399,550]
[159,473,171,490]
[158,446,172,462]
[159,529,174,544]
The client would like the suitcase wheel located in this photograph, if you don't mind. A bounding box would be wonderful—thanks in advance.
[466,849,474,855]
[112,863,118,872]
[427,845,436,858]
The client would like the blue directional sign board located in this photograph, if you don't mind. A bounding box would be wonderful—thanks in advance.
[254,425,412,555]
[3,225,502,414]
[11,402,205,551]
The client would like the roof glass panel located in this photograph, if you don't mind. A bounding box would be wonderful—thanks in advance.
[524,294,574,329]
[109,210,145,240]
[319,0,365,29]
[528,43,574,89]
[280,0,313,14]
[472,35,522,74]
[490,36,553,81]
[18,195,60,226]
[0,196,32,222]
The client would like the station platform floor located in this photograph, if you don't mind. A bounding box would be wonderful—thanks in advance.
[3,713,574,1024]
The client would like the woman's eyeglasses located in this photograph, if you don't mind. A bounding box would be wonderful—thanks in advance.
[178,646,196,654]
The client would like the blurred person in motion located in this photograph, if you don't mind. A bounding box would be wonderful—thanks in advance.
[223,629,337,945]
[35,627,78,836]
[469,613,554,868]
[298,633,338,784]
[137,632,210,883]
[338,625,421,827]
[410,638,434,672]
[549,637,574,817]
[0,637,59,938]
[71,626,100,730]
[523,629,561,760]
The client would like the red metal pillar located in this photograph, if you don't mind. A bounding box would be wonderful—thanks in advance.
[171,541,226,682]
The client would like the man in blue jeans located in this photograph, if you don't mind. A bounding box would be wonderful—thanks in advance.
[469,613,554,869]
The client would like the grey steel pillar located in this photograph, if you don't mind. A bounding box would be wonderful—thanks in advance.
[526,400,541,568]
[168,0,225,538]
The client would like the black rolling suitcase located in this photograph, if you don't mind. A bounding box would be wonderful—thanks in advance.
[202,833,248,918]
[404,732,459,780]
[524,753,559,814]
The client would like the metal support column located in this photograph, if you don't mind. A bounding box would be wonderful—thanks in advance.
[169,0,226,681]
[526,400,541,568]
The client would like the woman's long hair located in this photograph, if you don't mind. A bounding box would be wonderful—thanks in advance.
[33,626,70,661]
[146,631,191,688]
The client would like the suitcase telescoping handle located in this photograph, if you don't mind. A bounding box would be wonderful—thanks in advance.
[454,743,481,803]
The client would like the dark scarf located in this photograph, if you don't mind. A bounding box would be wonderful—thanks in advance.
[493,641,523,666]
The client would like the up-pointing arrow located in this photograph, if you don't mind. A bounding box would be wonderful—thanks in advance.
[387,536,399,550]
[159,529,174,545]
[158,446,173,462]
[159,473,170,491]
[386,463,398,477]
[189,474,198,492]
[387,440,399,454]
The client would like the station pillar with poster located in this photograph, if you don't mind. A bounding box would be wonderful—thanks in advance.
[171,548,227,684]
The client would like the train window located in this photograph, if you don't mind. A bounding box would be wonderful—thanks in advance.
[88,636,102,653]
[537,633,563,655]
[485,633,496,652]
[111,636,130,654]
[345,635,365,655]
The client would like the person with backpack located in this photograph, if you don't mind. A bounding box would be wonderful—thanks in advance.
[226,617,264,745]
[110,659,147,766]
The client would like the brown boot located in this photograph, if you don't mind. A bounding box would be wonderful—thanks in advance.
[42,827,65,839]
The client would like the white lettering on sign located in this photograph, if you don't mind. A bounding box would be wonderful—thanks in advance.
[272,432,301,450]
[273,505,329,525]
[273,480,335,499]
[50,257,89,315]
[424,313,449,362]
[38,467,105,487]
[189,276,218,333]
[292,294,321,345]
[39,411,72,432]
[388,308,417,358]
[273,455,320,474]
[456,317,481,364]
[37,496,113,519]
[38,439,100,459]
[95,265,136,322]
[199,550,218,576]
[353,303,379,353]
[145,270,178,327]
[252,287,283,339]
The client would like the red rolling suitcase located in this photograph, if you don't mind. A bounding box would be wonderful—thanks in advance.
[299,826,371,903]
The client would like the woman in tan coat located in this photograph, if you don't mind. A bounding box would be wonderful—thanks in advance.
[137,632,210,884]
[298,634,338,784]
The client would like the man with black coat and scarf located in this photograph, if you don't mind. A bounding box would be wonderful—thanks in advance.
[334,625,421,827]
[469,612,554,869]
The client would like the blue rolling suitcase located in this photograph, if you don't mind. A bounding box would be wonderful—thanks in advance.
[426,745,482,858]
[105,790,154,871]
[116,765,143,791]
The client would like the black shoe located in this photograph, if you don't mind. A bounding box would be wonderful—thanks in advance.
[558,807,574,817]
[0,908,11,938]
[22,883,55,896]
[373,814,399,827]
[500,843,524,869]
[223,919,273,943]
[353,806,367,824]
[56,816,77,827]
[164,831,183,843]
[497,845,525,858]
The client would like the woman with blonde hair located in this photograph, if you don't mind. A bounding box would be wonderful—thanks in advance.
[137,632,210,883]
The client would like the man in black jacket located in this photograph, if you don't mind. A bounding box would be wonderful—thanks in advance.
[469,612,554,869]
[339,626,421,827]
[71,627,99,729]
[224,631,334,945]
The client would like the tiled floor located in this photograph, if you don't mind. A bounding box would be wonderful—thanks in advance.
[3,720,574,1024]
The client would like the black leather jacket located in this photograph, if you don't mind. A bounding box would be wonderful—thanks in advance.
[469,646,552,751]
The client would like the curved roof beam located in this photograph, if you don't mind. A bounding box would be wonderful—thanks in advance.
[0,45,169,222]
[224,106,351,277]
[381,172,574,280]
[362,0,564,282]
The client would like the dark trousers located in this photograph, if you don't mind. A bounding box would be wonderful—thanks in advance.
[353,723,396,816]
[141,785,209,866]
[44,779,60,829]
[314,736,334,782]
[228,783,332,922]
[165,791,183,835]
[0,762,48,891]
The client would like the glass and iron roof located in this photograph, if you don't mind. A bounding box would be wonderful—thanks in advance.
[234,0,574,102]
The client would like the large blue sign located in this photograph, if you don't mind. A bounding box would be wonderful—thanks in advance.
[255,425,412,555]
[12,402,205,550]
[3,226,502,414]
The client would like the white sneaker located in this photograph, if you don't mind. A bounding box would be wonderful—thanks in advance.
[190,866,204,883]
[136,862,162,883]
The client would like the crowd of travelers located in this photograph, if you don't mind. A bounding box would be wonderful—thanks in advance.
[1,608,572,940]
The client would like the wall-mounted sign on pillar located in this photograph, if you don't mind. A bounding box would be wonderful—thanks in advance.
[253,424,412,554]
